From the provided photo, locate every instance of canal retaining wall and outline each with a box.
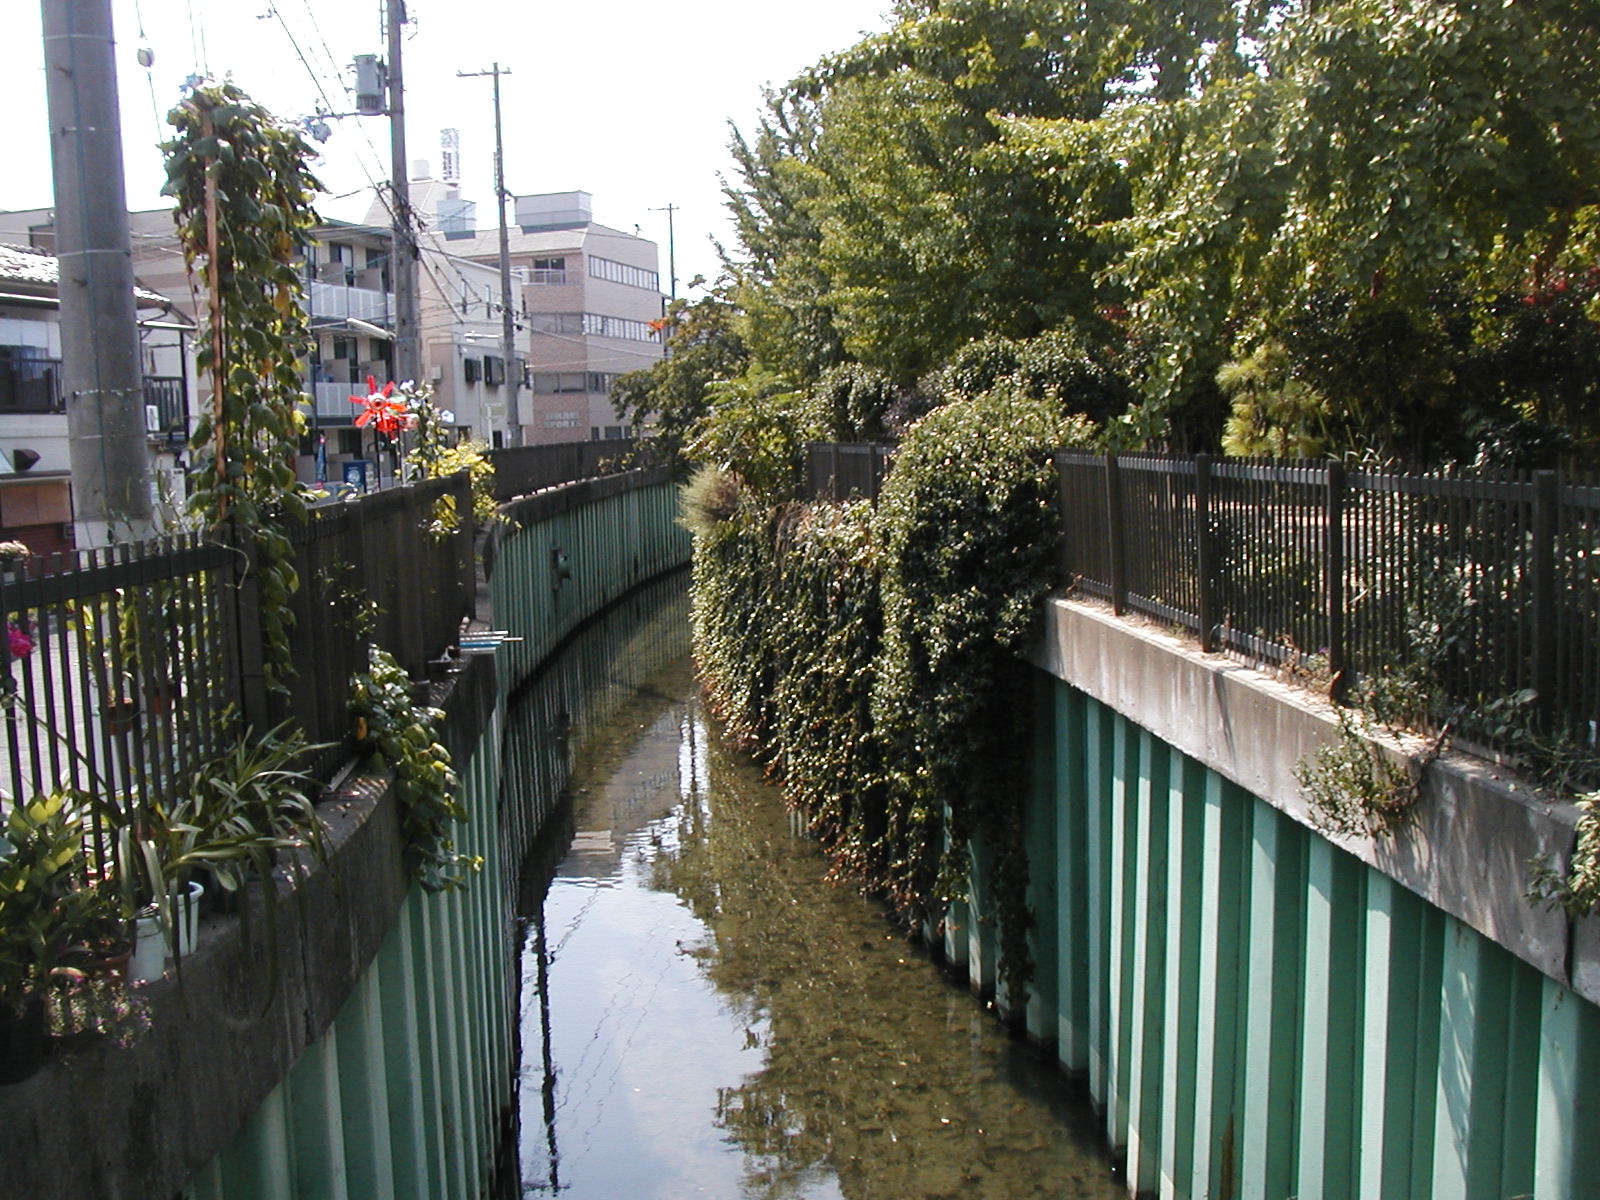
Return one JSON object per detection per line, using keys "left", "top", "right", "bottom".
{"left": 0, "top": 469, "right": 690, "bottom": 1199}
{"left": 487, "top": 469, "right": 689, "bottom": 698}
{"left": 945, "top": 596, "right": 1600, "bottom": 1199}
{"left": 488, "top": 470, "right": 691, "bottom": 876}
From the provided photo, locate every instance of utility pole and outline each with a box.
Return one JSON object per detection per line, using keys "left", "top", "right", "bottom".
{"left": 457, "top": 63, "right": 521, "bottom": 447}
{"left": 41, "top": 0, "right": 154, "bottom": 547}
{"left": 386, "top": 1, "right": 420, "bottom": 384}
{"left": 650, "top": 204, "right": 678, "bottom": 300}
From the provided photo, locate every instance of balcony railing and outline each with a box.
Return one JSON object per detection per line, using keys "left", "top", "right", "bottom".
{"left": 0, "top": 358, "right": 63, "bottom": 413}
{"left": 308, "top": 281, "right": 393, "bottom": 325}
{"left": 1, "top": 362, "right": 187, "bottom": 432}
{"left": 309, "top": 381, "right": 361, "bottom": 421}
{"left": 143, "top": 376, "right": 186, "bottom": 434}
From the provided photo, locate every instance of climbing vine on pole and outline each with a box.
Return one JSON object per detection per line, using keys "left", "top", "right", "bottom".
{"left": 163, "top": 82, "right": 322, "bottom": 690}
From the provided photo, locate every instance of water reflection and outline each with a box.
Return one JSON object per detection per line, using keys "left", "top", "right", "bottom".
{"left": 514, "top": 645, "right": 1121, "bottom": 1199}
{"left": 500, "top": 570, "right": 691, "bottom": 882}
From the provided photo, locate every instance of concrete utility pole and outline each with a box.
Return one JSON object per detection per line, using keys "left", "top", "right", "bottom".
{"left": 650, "top": 204, "right": 678, "bottom": 301}
{"left": 386, "top": 0, "right": 421, "bottom": 384}
{"left": 457, "top": 63, "right": 522, "bottom": 447}
{"left": 41, "top": 0, "right": 155, "bottom": 547}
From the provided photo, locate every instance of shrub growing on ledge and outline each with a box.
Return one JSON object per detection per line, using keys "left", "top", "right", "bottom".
{"left": 870, "top": 389, "right": 1093, "bottom": 989}
{"left": 688, "top": 383, "right": 1092, "bottom": 998}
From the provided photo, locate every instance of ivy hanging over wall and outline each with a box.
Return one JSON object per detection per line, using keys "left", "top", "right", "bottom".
{"left": 163, "top": 82, "right": 322, "bottom": 689}
{"left": 349, "top": 647, "right": 480, "bottom": 892}
{"left": 689, "top": 385, "right": 1092, "bottom": 999}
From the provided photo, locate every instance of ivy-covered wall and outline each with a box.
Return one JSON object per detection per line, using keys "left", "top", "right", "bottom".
{"left": 690, "top": 391, "right": 1090, "bottom": 991}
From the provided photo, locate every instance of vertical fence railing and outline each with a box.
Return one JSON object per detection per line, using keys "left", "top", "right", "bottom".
{"left": 0, "top": 535, "right": 241, "bottom": 867}
{"left": 1056, "top": 451, "right": 1600, "bottom": 757}
{"left": 804, "top": 442, "right": 896, "bottom": 502}
{"left": 0, "top": 471, "right": 481, "bottom": 881}
{"left": 486, "top": 440, "right": 636, "bottom": 502}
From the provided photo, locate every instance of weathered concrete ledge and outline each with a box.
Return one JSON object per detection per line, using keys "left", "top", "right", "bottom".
{"left": 1027, "top": 595, "right": 1599, "bottom": 1006}
{"left": 0, "top": 651, "right": 499, "bottom": 1200}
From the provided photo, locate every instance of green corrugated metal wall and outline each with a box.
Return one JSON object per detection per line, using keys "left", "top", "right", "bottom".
{"left": 490, "top": 480, "right": 688, "bottom": 695}
{"left": 962, "top": 670, "right": 1600, "bottom": 1200}
{"left": 185, "top": 708, "right": 509, "bottom": 1200}
{"left": 183, "top": 474, "right": 689, "bottom": 1199}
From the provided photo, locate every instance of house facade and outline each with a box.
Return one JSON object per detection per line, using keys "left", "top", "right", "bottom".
{"left": 0, "top": 242, "right": 192, "bottom": 555}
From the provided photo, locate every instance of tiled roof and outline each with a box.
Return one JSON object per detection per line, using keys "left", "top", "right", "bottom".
{"left": 0, "top": 243, "right": 57, "bottom": 286}
{"left": 0, "top": 242, "right": 174, "bottom": 307}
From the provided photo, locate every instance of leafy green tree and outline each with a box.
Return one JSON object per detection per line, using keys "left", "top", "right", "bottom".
{"left": 684, "top": 366, "right": 813, "bottom": 502}
{"left": 1009, "top": 0, "right": 1600, "bottom": 454}
{"left": 611, "top": 289, "right": 749, "bottom": 462}
{"left": 804, "top": 363, "right": 900, "bottom": 442}
{"left": 723, "top": 0, "right": 1253, "bottom": 387}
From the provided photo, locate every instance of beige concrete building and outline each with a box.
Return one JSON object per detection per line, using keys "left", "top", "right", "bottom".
{"left": 406, "top": 189, "right": 665, "bottom": 445}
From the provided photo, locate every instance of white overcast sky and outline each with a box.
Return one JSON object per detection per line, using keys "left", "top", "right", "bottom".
{"left": 7, "top": 1, "right": 892, "bottom": 292}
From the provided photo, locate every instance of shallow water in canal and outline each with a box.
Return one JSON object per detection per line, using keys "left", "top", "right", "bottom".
{"left": 512, "top": 595, "right": 1122, "bottom": 1200}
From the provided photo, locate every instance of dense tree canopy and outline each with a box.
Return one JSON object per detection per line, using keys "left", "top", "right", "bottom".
{"left": 616, "top": 0, "right": 1600, "bottom": 466}
{"left": 1008, "top": 0, "right": 1600, "bottom": 456}
{"left": 721, "top": 0, "right": 1256, "bottom": 386}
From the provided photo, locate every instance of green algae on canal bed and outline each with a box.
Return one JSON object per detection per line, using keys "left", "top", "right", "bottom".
{"left": 516, "top": 657, "right": 1122, "bottom": 1199}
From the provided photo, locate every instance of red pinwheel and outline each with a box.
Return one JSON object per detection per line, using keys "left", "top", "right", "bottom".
{"left": 350, "top": 376, "right": 414, "bottom": 437}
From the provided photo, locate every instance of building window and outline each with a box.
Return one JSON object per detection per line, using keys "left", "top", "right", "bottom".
{"left": 530, "top": 256, "right": 569, "bottom": 285}
{"left": 332, "top": 337, "right": 355, "bottom": 361}
{"left": 581, "top": 313, "right": 660, "bottom": 342}
{"left": 484, "top": 355, "right": 506, "bottom": 386}
{"left": 533, "top": 372, "right": 613, "bottom": 394}
{"left": 337, "top": 429, "right": 364, "bottom": 455}
{"left": 589, "top": 256, "right": 660, "bottom": 292}
{"left": 463, "top": 356, "right": 482, "bottom": 383}
{"left": 528, "top": 312, "right": 585, "bottom": 336}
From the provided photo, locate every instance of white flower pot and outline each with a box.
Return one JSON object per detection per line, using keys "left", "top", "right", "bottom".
{"left": 176, "top": 879, "right": 205, "bottom": 958}
{"left": 130, "top": 911, "right": 164, "bottom": 983}
{"left": 128, "top": 879, "right": 206, "bottom": 981}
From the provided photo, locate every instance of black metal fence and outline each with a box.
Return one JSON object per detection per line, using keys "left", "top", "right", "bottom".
{"left": 487, "top": 440, "right": 636, "bottom": 502}
{"left": 805, "top": 442, "right": 895, "bottom": 502}
{"left": 1057, "top": 451, "right": 1600, "bottom": 754}
{"left": 0, "top": 471, "right": 476, "bottom": 872}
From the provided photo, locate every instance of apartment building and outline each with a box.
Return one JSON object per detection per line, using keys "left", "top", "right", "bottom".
{"left": 406, "top": 174, "right": 514, "bottom": 449}
{"left": 414, "top": 189, "right": 665, "bottom": 445}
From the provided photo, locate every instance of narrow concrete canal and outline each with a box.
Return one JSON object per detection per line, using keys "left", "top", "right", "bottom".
{"left": 508, "top": 590, "right": 1123, "bottom": 1199}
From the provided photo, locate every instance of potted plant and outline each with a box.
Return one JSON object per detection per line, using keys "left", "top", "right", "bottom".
{"left": 0, "top": 790, "right": 111, "bottom": 1083}
{"left": 118, "top": 721, "right": 328, "bottom": 981}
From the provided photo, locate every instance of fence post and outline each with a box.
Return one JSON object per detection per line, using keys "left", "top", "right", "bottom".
{"left": 457, "top": 471, "right": 476, "bottom": 628}
{"left": 1105, "top": 453, "right": 1126, "bottom": 616}
{"left": 1531, "top": 470, "right": 1558, "bottom": 731}
{"left": 1324, "top": 461, "right": 1348, "bottom": 705}
{"left": 400, "top": 485, "right": 427, "bottom": 676}
{"left": 1195, "top": 454, "right": 1216, "bottom": 652}
{"left": 228, "top": 524, "right": 271, "bottom": 734}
